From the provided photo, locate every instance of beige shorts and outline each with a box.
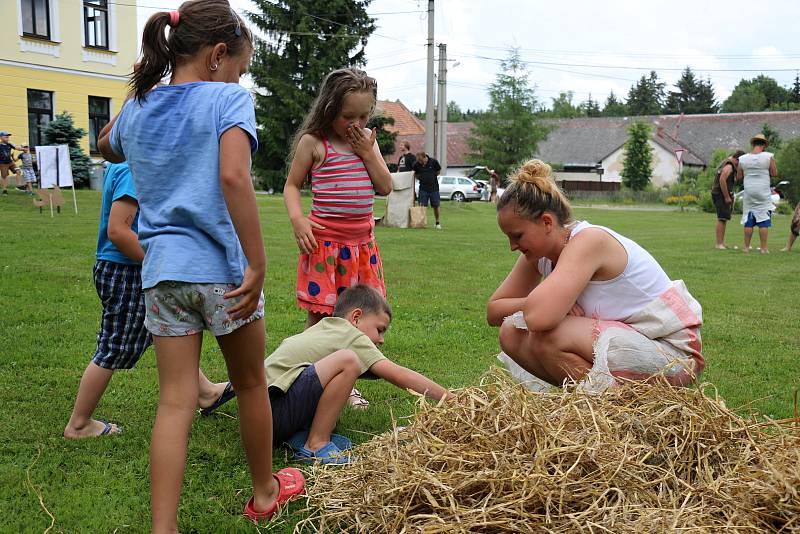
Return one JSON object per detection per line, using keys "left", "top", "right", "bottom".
{"left": 144, "top": 281, "right": 264, "bottom": 337}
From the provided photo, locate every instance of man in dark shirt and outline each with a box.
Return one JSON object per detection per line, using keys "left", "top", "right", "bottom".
{"left": 413, "top": 152, "right": 442, "bottom": 229}
{"left": 0, "top": 131, "right": 18, "bottom": 195}
{"left": 711, "top": 149, "right": 744, "bottom": 249}
{"left": 397, "top": 141, "right": 416, "bottom": 172}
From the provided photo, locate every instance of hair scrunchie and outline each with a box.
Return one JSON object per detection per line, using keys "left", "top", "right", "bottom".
{"left": 168, "top": 10, "right": 180, "bottom": 27}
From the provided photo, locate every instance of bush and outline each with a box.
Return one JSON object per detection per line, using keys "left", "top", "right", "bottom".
{"left": 775, "top": 200, "right": 793, "bottom": 215}
{"left": 664, "top": 194, "right": 698, "bottom": 205}
{"left": 698, "top": 191, "right": 714, "bottom": 213}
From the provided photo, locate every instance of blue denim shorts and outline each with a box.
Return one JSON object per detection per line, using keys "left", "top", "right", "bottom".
{"left": 744, "top": 211, "right": 772, "bottom": 228}
{"left": 269, "top": 365, "right": 324, "bottom": 446}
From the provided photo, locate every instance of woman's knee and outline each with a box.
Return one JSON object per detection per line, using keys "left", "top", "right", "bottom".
{"left": 499, "top": 321, "right": 521, "bottom": 355}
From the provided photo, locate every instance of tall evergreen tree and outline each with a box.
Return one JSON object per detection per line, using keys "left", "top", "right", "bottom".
{"left": 626, "top": 71, "right": 665, "bottom": 116}
{"left": 43, "top": 112, "right": 92, "bottom": 188}
{"left": 580, "top": 94, "right": 601, "bottom": 117}
{"left": 621, "top": 121, "right": 653, "bottom": 191}
{"left": 247, "top": 0, "right": 375, "bottom": 189}
{"left": 664, "top": 67, "right": 718, "bottom": 114}
{"left": 366, "top": 115, "right": 396, "bottom": 158}
{"left": 790, "top": 73, "right": 800, "bottom": 104}
{"left": 602, "top": 91, "right": 627, "bottom": 116}
{"left": 466, "top": 48, "right": 548, "bottom": 179}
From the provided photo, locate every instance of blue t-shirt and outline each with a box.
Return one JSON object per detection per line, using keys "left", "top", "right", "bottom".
{"left": 108, "top": 82, "right": 258, "bottom": 289}
{"left": 96, "top": 162, "right": 140, "bottom": 265}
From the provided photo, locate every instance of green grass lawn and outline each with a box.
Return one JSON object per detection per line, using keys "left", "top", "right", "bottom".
{"left": 1, "top": 190, "right": 798, "bottom": 532}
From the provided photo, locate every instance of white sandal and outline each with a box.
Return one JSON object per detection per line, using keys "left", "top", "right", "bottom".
{"left": 348, "top": 388, "right": 369, "bottom": 410}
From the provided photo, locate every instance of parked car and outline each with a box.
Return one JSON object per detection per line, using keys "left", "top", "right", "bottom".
{"left": 414, "top": 176, "right": 482, "bottom": 202}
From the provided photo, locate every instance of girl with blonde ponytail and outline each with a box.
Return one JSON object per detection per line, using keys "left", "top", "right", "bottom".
{"left": 488, "top": 159, "right": 704, "bottom": 391}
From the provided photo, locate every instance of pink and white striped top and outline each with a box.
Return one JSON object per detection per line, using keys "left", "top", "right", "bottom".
{"left": 309, "top": 137, "right": 375, "bottom": 243}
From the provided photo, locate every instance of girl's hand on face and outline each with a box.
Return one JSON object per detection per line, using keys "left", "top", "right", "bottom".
{"left": 346, "top": 124, "right": 376, "bottom": 159}
{"left": 291, "top": 216, "right": 326, "bottom": 254}
{"left": 224, "top": 265, "right": 264, "bottom": 320}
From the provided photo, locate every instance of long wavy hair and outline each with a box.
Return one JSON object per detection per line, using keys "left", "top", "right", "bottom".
{"left": 289, "top": 68, "right": 377, "bottom": 161}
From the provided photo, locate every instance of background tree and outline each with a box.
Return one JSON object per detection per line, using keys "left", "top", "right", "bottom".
{"left": 366, "top": 114, "right": 396, "bottom": 158}
{"left": 626, "top": 71, "right": 665, "bottom": 116}
{"left": 664, "top": 67, "right": 718, "bottom": 114}
{"left": 602, "top": 91, "right": 628, "bottom": 116}
{"left": 466, "top": 48, "right": 549, "bottom": 179}
{"left": 579, "top": 94, "right": 601, "bottom": 117}
{"left": 43, "top": 112, "right": 92, "bottom": 188}
{"left": 620, "top": 121, "right": 653, "bottom": 191}
{"left": 447, "top": 101, "right": 466, "bottom": 122}
{"left": 247, "top": 0, "right": 375, "bottom": 190}
{"left": 722, "top": 75, "right": 791, "bottom": 112}
{"left": 547, "top": 91, "right": 580, "bottom": 118}
{"left": 791, "top": 74, "right": 800, "bottom": 105}
{"left": 775, "top": 137, "right": 800, "bottom": 204}
{"left": 761, "top": 122, "right": 782, "bottom": 151}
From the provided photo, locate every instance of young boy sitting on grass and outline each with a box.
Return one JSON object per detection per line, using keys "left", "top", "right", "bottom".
{"left": 266, "top": 285, "right": 451, "bottom": 463}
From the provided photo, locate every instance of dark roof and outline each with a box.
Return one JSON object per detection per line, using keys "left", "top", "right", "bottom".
{"left": 536, "top": 111, "right": 800, "bottom": 166}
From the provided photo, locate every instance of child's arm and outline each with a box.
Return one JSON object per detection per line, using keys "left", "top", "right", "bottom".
{"left": 284, "top": 134, "right": 326, "bottom": 254}
{"left": 218, "top": 126, "right": 266, "bottom": 321}
{"left": 369, "top": 359, "right": 452, "bottom": 401}
{"left": 107, "top": 197, "right": 144, "bottom": 263}
{"left": 97, "top": 112, "right": 125, "bottom": 163}
{"left": 347, "top": 125, "right": 392, "bottom": 196}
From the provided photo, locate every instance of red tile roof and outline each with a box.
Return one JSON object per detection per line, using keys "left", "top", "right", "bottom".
{"left": 375, "top": 100, "right": 425, "bottom": 136}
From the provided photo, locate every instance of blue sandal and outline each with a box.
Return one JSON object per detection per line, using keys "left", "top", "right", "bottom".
{"left": 199, "top": 382, "right": 236, "bottom": 416}
{"left": 286, "top": 430, "right": 352, "bottom": 452}
{"left": 292, "top": 441, "right": 350, "bottom": 465}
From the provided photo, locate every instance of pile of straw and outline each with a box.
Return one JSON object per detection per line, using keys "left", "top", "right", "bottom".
{"left": 297, "top": 370, "right": 800, "bottom": 533}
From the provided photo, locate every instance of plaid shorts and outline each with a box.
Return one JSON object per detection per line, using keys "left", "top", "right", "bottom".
{"left": 92, "top": 260, "right": 152, "bottom": 370}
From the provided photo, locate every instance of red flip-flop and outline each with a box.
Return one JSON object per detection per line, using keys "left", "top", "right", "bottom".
{"left": 243, "top": 467, "right": 306, "bottom": 523}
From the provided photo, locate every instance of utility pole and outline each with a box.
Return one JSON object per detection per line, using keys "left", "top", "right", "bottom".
{"left": 424, "top": 0, "right": 435, "bottom": 156}
{"left": 437, "top": 43, "right": 448, "bottom": 173}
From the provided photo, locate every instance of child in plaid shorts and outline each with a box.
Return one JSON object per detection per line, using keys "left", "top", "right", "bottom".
{"left": 64, "top": 163, "right": 231, "bottom": 438}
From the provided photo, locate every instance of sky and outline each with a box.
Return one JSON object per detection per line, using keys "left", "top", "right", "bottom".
{"left": 136, "top": 0, "right": 800, "bottom": 113}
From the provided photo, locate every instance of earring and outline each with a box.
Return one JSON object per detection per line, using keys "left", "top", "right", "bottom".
{"left": 210, "top": 63, "right": 219, "bottom": 71}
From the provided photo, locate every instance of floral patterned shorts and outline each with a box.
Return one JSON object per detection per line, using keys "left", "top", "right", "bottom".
{"left": 296, "top": 236, "right": 386, "bottom": 315}
{"left": 144, "top": 281, "right": 264, "bottom": 337}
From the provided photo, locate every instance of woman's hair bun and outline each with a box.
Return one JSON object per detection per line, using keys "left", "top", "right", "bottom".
{"left": 513, "top": 159, "right": 552, "bottom": 185}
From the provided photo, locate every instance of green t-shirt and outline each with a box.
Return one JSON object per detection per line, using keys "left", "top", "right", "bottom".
{"left": 265, "top": 317, "right": 387, "bottom": 392}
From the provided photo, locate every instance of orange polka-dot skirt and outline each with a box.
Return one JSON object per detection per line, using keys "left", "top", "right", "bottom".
{"left": 295, "top": 236, "right": 386, "bottom": 315}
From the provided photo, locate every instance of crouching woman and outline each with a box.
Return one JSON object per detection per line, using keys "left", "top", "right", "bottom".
{"left": 486, "top": 159, "right": 704, "bottom": 391}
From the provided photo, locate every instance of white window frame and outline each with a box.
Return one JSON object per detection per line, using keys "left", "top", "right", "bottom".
{"left": 80, "top": 0, "right": 117, "bottom": 52}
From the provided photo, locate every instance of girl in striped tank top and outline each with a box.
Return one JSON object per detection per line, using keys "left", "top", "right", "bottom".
{"left": 284, "top": 68, "right": 393, "bottom": 327}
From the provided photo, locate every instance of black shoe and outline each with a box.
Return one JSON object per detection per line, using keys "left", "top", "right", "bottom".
{"left": 16, "top": 186, "right": 26, "bottom": 191}
{"left": 2, "top": 189, "right": 8, "bottom": 195}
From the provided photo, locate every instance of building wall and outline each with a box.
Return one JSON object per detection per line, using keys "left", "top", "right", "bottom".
{"left": 602, "top": 141, "right": 681, "bottom": 188}
{"left": 0, "top": 0, "right": 138, "bottom": 157}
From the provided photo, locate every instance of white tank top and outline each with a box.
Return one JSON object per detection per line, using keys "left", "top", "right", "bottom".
{"left": 537, "top": 221, "right": 671, "bottom": 321}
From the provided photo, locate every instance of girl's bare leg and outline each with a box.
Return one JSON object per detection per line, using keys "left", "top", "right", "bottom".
{"left": 150, "top": 333, "right": 202, "bottom": 534}
{"left": 216, "top": 318, "right": 278, "bottom": 512}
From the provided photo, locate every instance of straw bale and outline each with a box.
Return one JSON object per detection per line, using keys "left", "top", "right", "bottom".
{"left": 296, "top": 369, "right": 800, "bottom": 533}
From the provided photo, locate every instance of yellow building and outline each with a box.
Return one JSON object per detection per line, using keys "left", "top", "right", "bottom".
{"left": 0, "top": 0, "right": 138, "bottom": 158}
